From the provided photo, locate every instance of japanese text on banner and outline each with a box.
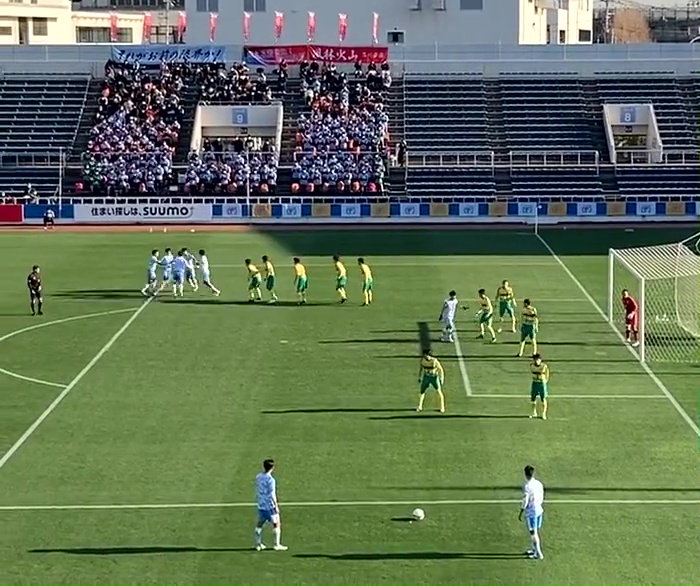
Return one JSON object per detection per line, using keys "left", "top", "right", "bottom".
{"left": 243, "top": 44, "right": 387, "bottom": 66}
{"left": 73, "top": 204, "right": 212, "bottom": 223}
{"left": 111, "top": 45, "right": 226, "bottom": 64}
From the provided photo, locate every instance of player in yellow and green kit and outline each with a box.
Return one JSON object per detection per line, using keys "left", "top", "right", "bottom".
{"left": 261, "top": 255, "right": 278, "bottom": 303}
{"left": 529, "top": 353, "right": 549, "bottom": 420}
{"left": 332, "top": 255, "right": 348, "bottom": 303}
{"left": 496, "top": 279, "right": 517, "bottom": 333}
{"left": 476, "top": 288, "right": 497, "bottom": 342}
{"left": 358, "top": 257, "right": 373, "bottom": 306}
{"left": 293, "top": 257, "right": 308, "bottom": 305}
{"left": 245, "top": 258, "right": 262, "bottom": 302}
{"left": 417, "top": 349, "right": 445, "bottom": 413}
{"left": 517, "top": 298, "right": 539, "bottom": 357}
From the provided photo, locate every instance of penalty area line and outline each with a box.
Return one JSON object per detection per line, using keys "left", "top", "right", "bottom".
{"left": 0, "top": 298, "right": 154, "bottom": 473}
{"left": 535, "top": 233, "right": 700, "bottom": 437}
{"left": 472, "top": 394, "right": 667, "bottom": 399}
{"left": 0, "top": 498, "right": 697, "bottom": 512}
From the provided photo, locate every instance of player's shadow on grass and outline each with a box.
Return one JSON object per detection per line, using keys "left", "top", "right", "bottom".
{"left": 319, "top": 338, "right": 438, "bottom": 345}
{"left": 263, "top": 407, "right": 415, "bottom": 414}
{"left": 294, "top": 551, "right": 525, "bottom": 561}
{"left": 369, "top": 414, "right": 530, "bottom": 420}
{"left": 53, "top": 289, "right": 144, "bottom": 300}
{"left": 162, "top": 299, "right": 334, "bottom": 307}
{"left": 385, "top": 485, "right": 697, "bottom": 494}
{"left": 29, "top": 546, "right": 252, "bottom": 556}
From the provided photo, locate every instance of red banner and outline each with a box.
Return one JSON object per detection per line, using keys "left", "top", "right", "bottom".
{"left": 338, "top": 13, "right": 348, "bottom": 43}
{"left": 274, "top": 11, "right": 284, "bottom": 40}
{"left": 243, "top": 11, "right": 251, "bottom": 42}
{"left": 109, "top": 12, "right": 118, "bottom": 43}
{"left": 244, "top": 44, "right": 387, "bottom": 65}
{"left": 372, "top": 12, "right": 379, "bottom": 45}
{"left": 307, "top": 11, "right": 316, "bottom": 42}
{"left": 142, "top": 11, "right": 152, "bottom": 44}
{"left": 209, "top": 12, "right": 218, "bottom": 42}
{"left": 177, "top": 11, "right": 187, "bottom": 43}
{"left": 0, "top": 204, "right": 23, "bottom": 224}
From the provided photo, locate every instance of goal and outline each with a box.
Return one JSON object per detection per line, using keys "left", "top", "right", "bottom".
{"left": 608, "top": 233, "right": 700, "bottom": 363}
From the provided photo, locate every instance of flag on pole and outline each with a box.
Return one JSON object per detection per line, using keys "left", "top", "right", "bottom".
{"left": 338, "top": 13, "right": 348, "bottom": 43}
{"left": 307, "top": 11, "right": 316, "bottom": 42}
{"left": 209, "top": 12, "right": 218, "bottom": 42}
{"left": 142, "top": 12, "right": 152, "bottom": 44}
{"left": 372, "top": 12, "right": 379, "bottom": 45}
{"left": 177, "top": 11, "right": 187, "bottom": 43}
{"left": 274, "top": 11, "right": 284, "bottom": 41}
{"left": 243, "top": 11, "right": 251, "bottom": 42}
{"left": 109, "top": 12, "right": 118, "bottom": 43}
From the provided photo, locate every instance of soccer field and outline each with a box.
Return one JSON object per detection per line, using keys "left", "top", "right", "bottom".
{"left": 0, "top": 226, "right": 696, "bottom": 586}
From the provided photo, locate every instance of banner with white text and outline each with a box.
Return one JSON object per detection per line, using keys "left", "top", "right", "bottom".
{"left": 111, "top": 45, "right": 226, "bottom": 64}
{"left": 73, "top": 204, "right": 212, "bottom": 223}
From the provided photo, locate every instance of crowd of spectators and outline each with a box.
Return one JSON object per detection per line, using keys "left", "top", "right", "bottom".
{"left": 292, "top": 61, "right": 391, "bottom": 194}
{"left": 184, "top": 137, "right": 278, "bottom": 194}
{"left": 197, "top": 63, "right": 273, "bottom": 104}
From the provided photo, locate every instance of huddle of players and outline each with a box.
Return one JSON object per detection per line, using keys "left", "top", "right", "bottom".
{"left": 244, "top": 255, "right": 374, "bottom": 306}
{"left": 142, "top": 247, "right": 221, "bottom": 298}
{"left": 423, "top": 280, "right": 548, "bottom": 419}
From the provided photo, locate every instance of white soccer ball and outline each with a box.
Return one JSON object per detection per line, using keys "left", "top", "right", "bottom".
{"left": 412, "top": 508, "right": 425, "bottom": 521}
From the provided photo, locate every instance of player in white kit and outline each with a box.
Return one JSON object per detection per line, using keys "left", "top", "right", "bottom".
{"left": 182, "top": 247, "right": 199, "bottom": 291}
{"left": 518, "top": 464, "right": 545, "bottom": 560}
{"left": 439, "top": 290, "right": 460, "bottom": 343}
{"left": 158, "top": 247, "right": 174, "bottom": 293}
{"left": 172, "top": 250, "right": 187, "bottom": 297}
{"left": 141, "top": 249, "right": 159, "bottom": 296}
{"left": 198, "top": 249, "right": 221, "bottom": 296}
{"left": 254, "top": 459, "right": 288, "bottom": 551}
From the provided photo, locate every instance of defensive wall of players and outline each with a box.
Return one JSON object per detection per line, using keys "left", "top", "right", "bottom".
{"left": 2, "top": 201, "right": 698, "bottom": 225}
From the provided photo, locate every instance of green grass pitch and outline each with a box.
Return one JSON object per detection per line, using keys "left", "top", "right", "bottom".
{"left": 0, "top": 226, "right": 696, "bottom": 586}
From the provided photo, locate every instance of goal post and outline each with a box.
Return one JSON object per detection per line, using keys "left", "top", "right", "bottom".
{"left": 608, "top": 233, "right": 700, "bottom": 364}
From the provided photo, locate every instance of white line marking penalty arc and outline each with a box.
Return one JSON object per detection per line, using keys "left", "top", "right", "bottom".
{"left": 0, "top": 308, "right": 138, "bottom": 390}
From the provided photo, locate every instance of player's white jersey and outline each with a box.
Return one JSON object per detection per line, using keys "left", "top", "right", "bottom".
{"left": 147, "top": 254, "right": 159, "bottom": 280}
{"left": 522, "top": 477, "right": 545, "bottom": 517}
{"left": 184, "top": 257, "right": 195, "bottom": 272}
{"left": 441, "top": 298, "right": 459, "bottom": 322}
{"left": 161, "top": 253, "right": 174, "bottom": 276}
{"left": 199, "top": 254, "right": 211, "bottom": 281}
{"left": 255, "top": 472, "right": 277, "bottom": 511}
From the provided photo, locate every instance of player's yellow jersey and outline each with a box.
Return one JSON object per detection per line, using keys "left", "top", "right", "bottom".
{"left": 531, "top": 362, "right": 549, "bottom": 383}
{"left": 263, "top": 260, "right": 275, "bottom": 277}
{"left": 497, "top": 286, "right": 514, "bottom": 301}
{"left": 359, "top": 263, "right": 372, "bottom": 281}
{"left": 480, "top": 296, "right": 493, "bottom": 313}
{"left": 247, "top": 264, "right": 260, "bottom": 277}
{"left": 522, "top": 306, "right": 538, "bottom": 325}
{"left": 421, "top": 356, "right": 444, "bottom": 377}
{"left": 335, "top": 261, "right": 347, "bottom": 278}
{"left": 294, "top": 263, "right": 307, "bottom": 279}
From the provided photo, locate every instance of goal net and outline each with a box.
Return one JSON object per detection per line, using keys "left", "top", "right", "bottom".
{"left": 608, "top": 233, "right": 700, "bottom": 363}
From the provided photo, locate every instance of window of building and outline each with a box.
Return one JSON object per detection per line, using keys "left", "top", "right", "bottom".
{"left": 148, "top": 24, "right": 180, "bottom": 44}
{"left": 433, "top": 0, "right": 446, "bottom": 10}
{"left": 243, "top": 0, "right": 265, "bottom": 12}
{"left": 196, "top": 0, "right": 207, "bottom": 11}
{"left": 578, "top": 29, "right": 591, "bottom": 42}
{"left": 9, "top": 0, "right": 23, "bottom": 4}
{"left": 460, "top": 0, "right": 483, "bottom": 9}
{"left": 32, "top": 17, "right": 48, "bottom": 36}
{"left": 559, "top": 29, "right": 566, "bottom": 43}
{"left": 76, "top": 26, "right": 133, "bottom": 43}
{"left": 0, "top": 26, "right": 12, "bottom": 35}
{"left": 197, "top": 0, "right": 219, "bottom": 11}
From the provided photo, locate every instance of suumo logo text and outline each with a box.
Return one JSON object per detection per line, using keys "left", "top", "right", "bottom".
{"left": 89, "top": 206, "right": 195, "bottom": 218}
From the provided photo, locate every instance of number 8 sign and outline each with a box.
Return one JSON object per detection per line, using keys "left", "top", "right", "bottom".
{"left": 620, "top": 106, "right": 636, "bottom": 124}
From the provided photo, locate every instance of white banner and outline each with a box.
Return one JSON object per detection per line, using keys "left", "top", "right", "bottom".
{"left": 73, "top": 204, "right": 212, "bottom": 223}
{"left": 400, "top": 203, "right": 420, "bottom": 217}
{"left": 458, "top": 203, "right": 479, "bottom": 217}
{"left": 518, "top": 202, "right": 537, "bottom": 217}
{"left": 111, "top": 45, "right": 226, "bottom": 64}
{"left": 637, "top": 202, "right": 656, "bottom": 216}
{"left": 340, "top": 203, "right": 361, "bottom": 218}
{"left": 577, "top": 202, "right": 597, "bottom": 216}
{"left": 281, "top": 203, "right": 302, "bottom": 218}
{"left": 221, "top": 204, "right": 243, "bottom": 218}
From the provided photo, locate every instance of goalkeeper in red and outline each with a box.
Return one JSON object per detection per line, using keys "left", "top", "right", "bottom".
{"left": 622, "top": 289, "right": 640, "bottom": 348}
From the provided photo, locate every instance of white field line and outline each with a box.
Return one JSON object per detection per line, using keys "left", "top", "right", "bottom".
{"left": 472, "top": 394, "right": 667, "bottom": 399}
{"left": 0, "top": 498, "right": 696, "bottom": 512}
{"left": 212, "top": 261, "right": 558, "bottom": 269}
{"left": 0, "top": 308, "right": 138, "bottom": 390}
{"left": 0, "top": 299, "right": 153, "bottom": 473}
{"left": 535, "top": 233, "right": 700, "bottom": 437}
{"left": 453, "top": 332, "right": 473, "bottom": 397}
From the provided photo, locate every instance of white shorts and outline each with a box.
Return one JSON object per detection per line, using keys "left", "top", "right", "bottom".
{"left": 147, "top": 270, "right": 157, "bottom": 283}
{"left": 185, "top": 268, "right": 195, "bottom": 281}
{"left": 442, "top": 318, "right": 455, "bottom": 331}
{"left": 201, "top": 270, "right": 211, "bottom": 283}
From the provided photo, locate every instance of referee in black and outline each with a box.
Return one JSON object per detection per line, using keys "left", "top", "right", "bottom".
{"left": 27, "top": 265, "right": 43, "bottom": 316}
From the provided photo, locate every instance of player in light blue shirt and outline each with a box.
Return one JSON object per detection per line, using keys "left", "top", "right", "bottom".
{"left": 182, "top": 247, "right": 199, "bottom": 292}
{"left": 518, "top": 464, "right": 545, "bottom": 560}
{"left": 158, "top": 247, "right": 174, "bottom": 293}
{"left": 141, "top": 249, "right": 159, "bottom": 297}
{"left": 172, "top": 250, "right": 187, "bottom": 298}
{"left": 254, "top": 459, "right": 288, "bottom": 551}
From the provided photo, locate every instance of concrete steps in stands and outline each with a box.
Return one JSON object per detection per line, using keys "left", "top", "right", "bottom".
{"left": 483, "top": 80, "right": 508, "bottom": 161}
{"left": 175, "top": 86, "right": 201, "bottom": 164}
{"left": 70, "top": 78, "right": 103, "bottom": 164}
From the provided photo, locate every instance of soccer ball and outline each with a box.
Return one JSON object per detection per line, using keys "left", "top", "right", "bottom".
{"left": 412, "top": 508, "right": 425, "bottom": 521}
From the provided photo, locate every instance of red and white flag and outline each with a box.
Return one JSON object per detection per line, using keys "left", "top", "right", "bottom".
{"left": 338, "top": 13, "right": 348, "bottom": 43}
{"left": 372, "top": 12, "right": 379, "bottom": 45}
{"left": 307, "top": 11, "right": 316, "bottom": 42}
{"left": 209, "top": 12, "right": 218, "bottom": 42}
{"left": 243, "top": 11, "right": 251, "bottom": 42}
{"left": 177, "top": 11, "right": 187, "bottom": 43}
{"left": 142, "top": 11, "right": 152, "bottom": 44}
{"left": 109, "top": 12, "right": 118, "bottom": 43}
{"left": 274, "top": 11, "right": 284, "bottom": 41}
